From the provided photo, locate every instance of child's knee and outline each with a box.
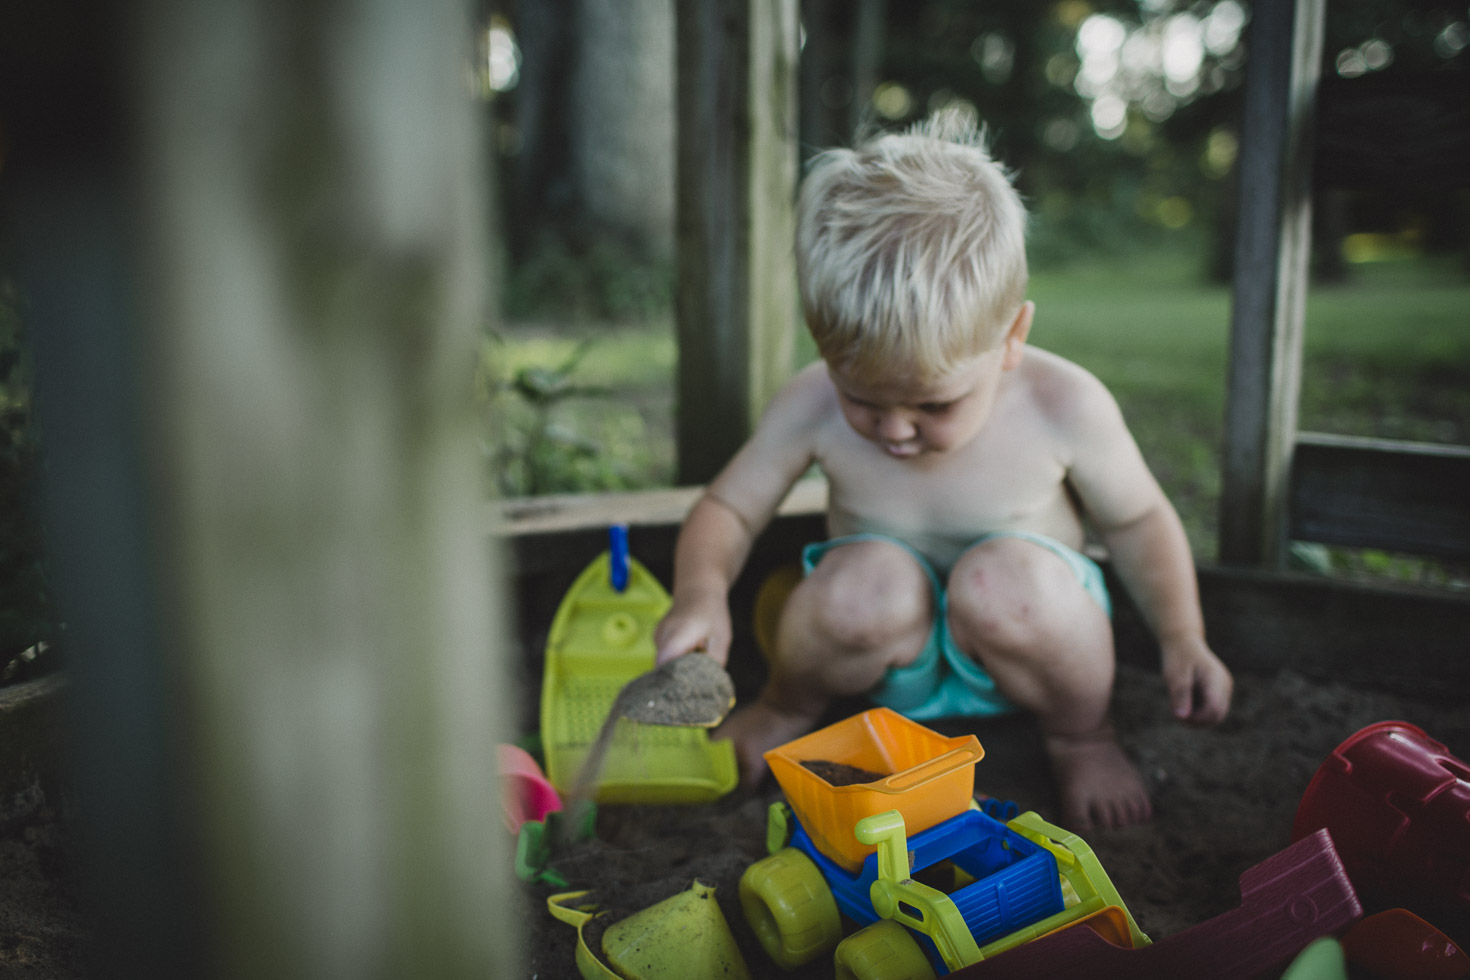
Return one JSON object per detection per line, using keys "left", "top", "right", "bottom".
{"left": 789, "top": 544, "right": 930, "bottom": 652}
{"left": 948, "top": 537, "right": 1098, "bottom": 653}
{"left": 800, "top": 577, "right": 928, "bottom": 652}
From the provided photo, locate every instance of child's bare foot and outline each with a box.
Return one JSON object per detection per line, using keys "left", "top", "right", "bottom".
{"left": 1044, "top": 726, "right": 1152, "bottom": 831}
{"left": 713, "top": 698, "right": 821, "bottom": 789}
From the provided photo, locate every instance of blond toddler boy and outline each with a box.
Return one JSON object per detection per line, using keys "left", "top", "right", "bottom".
{"left": 653, "top": 110, "right": 1233, "bottom": 831}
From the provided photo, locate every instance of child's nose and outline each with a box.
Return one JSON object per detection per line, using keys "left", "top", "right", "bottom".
{"left": 875, "top": 410, "right": 916, "bottom": 441}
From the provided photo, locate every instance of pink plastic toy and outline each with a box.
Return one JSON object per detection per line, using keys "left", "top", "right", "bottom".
{"left": 1293, "top": 721, "right": 1470, "bottom": 915}
{"left": 950, "top": 829, "right": 1362, "bottom": 979}
{"left": 498, "top": 743, "right": 562, "bottom": 833}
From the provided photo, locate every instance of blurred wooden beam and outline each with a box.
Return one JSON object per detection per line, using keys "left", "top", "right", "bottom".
{"left": 11, "top": 0, "right": 519, "bottom": 975}
{"left": 1288, "top": 433, "right": 1470, "bottom": 561}
{"left": 1219, "top": 0, "right": 1325, "bottom": 567}
{"left": 674, "top": 0, "right": 800, "bottom": 484}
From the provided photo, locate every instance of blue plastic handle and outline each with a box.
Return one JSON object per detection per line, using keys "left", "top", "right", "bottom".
{"left": 609, "top": 524, "right": 630, "bottom": 592}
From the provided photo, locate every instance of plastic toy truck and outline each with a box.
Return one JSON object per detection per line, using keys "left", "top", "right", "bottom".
{"left": 738, "top": 708, "right": 1149, "bottom": 978}
{"left": 959, "top": 828, "right": 1363, "bottom": 980}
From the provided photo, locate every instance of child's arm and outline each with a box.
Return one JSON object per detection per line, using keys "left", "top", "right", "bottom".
{"left": 653, "top": 365, "right": 828, "bottom": 666}
{"left": 1094, "top": 493, "right": 1232, "bottom": 723}
{"left": 652, "top": 490, "right": 758, "bottom": 666}
{"left": 1055, "top": 370, "right": 1233, "bottom": 724}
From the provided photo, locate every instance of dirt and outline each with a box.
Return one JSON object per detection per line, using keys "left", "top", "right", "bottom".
{"left": 802, "top": 760, "right": 887, "bottom": 786}
{"left": 0, "top": 815, "right": 88, "bottom": 979}
{"left": 5, "top": 662, "right": 1469, "bottom": 978}
{"left": 613, "top": 653, "right": 736, "bottom": 727}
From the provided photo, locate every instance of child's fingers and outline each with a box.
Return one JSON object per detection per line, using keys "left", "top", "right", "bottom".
{"left": 1167, "top": 671, "right": 1196, "bottom": 720}
{"left": 1196, "top": 665, "right": 1234, "bottom": 723}
{"left": 1168, "top": 662, "right": 1233, "bottom": 724}
{"left": 699, "top": 623, "right": 733, "bottom": 665}
{"left": 654, "top": 619, "right": 732, "bottom": 666}
{"left": 653, "top": 620, "right": 706, "bottom": 664}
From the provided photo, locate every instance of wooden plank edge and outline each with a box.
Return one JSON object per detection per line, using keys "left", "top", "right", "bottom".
{"left": 493, "top": 483, "right": 1469, "bottom": 700}
{"left": 1289, "top": 432, "right": 1470, "bottom": 560}
{"left": 1110, "top": 561, "right": 1470, "bottom": 700}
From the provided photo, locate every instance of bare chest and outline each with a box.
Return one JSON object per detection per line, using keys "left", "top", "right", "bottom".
{"left": 815, "top": 410, "right": 1083, "bottom": 565}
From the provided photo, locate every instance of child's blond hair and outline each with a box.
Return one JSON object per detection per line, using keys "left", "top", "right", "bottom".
{"left": 795, "top": 108, "right": 1029, "bottom": 385}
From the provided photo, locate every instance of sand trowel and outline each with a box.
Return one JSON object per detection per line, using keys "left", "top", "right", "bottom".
{"left": 611, "top": 651, "right": 735, "bottom": 728}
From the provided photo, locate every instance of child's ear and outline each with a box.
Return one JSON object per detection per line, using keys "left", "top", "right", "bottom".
{"left": 1001, "top": 301, "right": 1034, "bottom": 371}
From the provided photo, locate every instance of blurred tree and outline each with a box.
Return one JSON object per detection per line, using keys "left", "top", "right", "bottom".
{"left": 488, "top": 0, "right": 1467, "bottom": 306}
{"left": 799, "top": 0, "right": 884, "bottom": 157}
{"left": 817, "top": 0, "right": 1467, "bottom": 275}
{"left": 499, "top": 0, "right": 674, "bottom": 266}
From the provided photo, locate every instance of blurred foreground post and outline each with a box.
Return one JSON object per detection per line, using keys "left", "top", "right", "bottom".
{"left": 9, "top": 0, "right": 517, "bottom": 976}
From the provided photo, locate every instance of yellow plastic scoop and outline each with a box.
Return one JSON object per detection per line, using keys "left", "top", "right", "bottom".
{"left": 602, "top": 880, "right": 752, "bottom": 980}
{"left": 548, "top": 881, "right": 752, "bottom": 980}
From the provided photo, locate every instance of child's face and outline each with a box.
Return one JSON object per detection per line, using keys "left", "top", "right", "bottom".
{"left": 828, "top": 349, "right": 1008, "bottom": 459}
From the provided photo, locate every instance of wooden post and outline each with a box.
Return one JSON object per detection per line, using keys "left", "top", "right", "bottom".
{"left": 12, "top": 0, "right": 518, "bottom": 975}
{"left": 675, "top": 0, "right": 800, "bottom": 484}
{"left": 1218, "top": 0, "right": 1326, "bottom": 566}
{"left": 798, "top": 0, "right": 885, "bottom": 159}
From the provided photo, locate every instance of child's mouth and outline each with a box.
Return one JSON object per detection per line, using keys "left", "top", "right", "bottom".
{"left": 883, "top": 441, "right": 921, "bottom": 457}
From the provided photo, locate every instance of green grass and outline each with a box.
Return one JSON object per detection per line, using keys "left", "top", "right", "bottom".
{"left": 482, "top": 321, "right": 678, "bottom": 495}
{"left": 1027, "top": 250, "right": 1232, "bottom": 552}
{"left": 1026, "top": 249, "right": 1470, "bottom": 558}
{"left": 1298, "top": 257, "right": 1470, "bottom": 448}
{"left": 492, "top": 247, "right": 1469, "bottom": 584}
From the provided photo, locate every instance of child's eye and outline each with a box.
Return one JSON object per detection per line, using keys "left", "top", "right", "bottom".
{"left": 919, "top": 401, "right": 954, "bottom": 415}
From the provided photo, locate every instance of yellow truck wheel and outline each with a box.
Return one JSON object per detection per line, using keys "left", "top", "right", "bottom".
{"left": 834, "top": 920, "right": 938, "bottom": 980}
{"left": 739, "top": 848, "right": 842, "bottom": 969}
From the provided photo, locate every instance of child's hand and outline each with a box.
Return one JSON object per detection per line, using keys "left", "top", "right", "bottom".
{"left": 1161, "top": 635, "right": 1233, "bottom": 724}
{"left": 653, "top": 590, "right": 732, "bottom": 666}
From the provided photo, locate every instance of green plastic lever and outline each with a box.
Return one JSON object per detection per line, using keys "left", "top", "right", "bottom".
{"left": 854, "top": 809, "right": 983, "bottom": 972}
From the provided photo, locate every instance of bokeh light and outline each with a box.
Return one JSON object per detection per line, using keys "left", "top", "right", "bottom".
{"left": 1068, "top": 2, "right": 1247, "bottom": 139}
{"left": 971, "top": 33, "right": 1016, "bottom": 85}
{"left": 1434, "top": 20, "right": 1468, "bottom": 58}
{"left": 483, "top": 18, "right": 521, "bottom": 94}
{"left": 873, "top": 81, "right": 914, "bottom": 119}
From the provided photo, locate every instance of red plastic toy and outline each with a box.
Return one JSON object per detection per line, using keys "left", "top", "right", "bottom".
{"left": 949, "top": 828, "right": 1362, "bottom": 980}
{"left": 1292, "top": 721, "right": 1470, "bottom": 919}
{"left": 1341, "top": 908, "right": 1468, "bottom": 980}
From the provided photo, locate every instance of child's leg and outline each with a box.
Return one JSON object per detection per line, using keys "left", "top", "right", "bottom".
{"left": 716, "top": 538, "right": 932, "bottom": 788}
{"left": 946, "top": 536, "right": 1150, "bottom": 831}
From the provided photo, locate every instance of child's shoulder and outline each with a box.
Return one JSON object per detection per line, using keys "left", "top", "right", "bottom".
{"left": 1014, "top": 346, "right": 1123, "bottom": 429}
{"left": 771, "top": 360, "right": 838, "bottom": 411}
{"left": 756, "top": 360, "right": 840, "bottom": 434}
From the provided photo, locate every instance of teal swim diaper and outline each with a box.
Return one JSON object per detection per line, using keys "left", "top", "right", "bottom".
{"left": 801, "top": 530, "right": 1111, "bottom": 721}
